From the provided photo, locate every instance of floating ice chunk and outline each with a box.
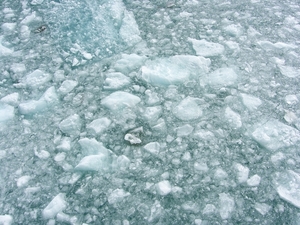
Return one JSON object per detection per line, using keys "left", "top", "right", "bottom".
{"left": 234, "top": 163, "right": 249, "bottom": 183}
{"left": 223, "top": 24, "right": 243, "bottom": 37}
{"left": 148, "top": 200, "right": 164, "bottom": 223}
{"left": 156, "top": 180, "right": 172, "bottom": 196}
{"left": 112, "top": 155, "right": 130, "bottom": 171}
{"left": 225, "top": 41, "right": 240, "bottom": 52}
{"left": 284, "top": 111, "right": 297, "bottom": 124}
{"left": 219, "top": 193, "right": 235, "bottom": 220}
{"left": 101, "top": 91, "right": 141, "bottom": 111}
{"left": 200, "top": 68, "right": 237, "bottom": 88}
{"left": 11, "top": 63, "right": 26, "bottom": 74}
{"left": 31, "top": 0, "right": 44, "bottom": 5}
{"left": 271, "top": 152, "right": 285, "bottom": 165}
{"left": 194, "top": 219, "right": 202, "bottom": 225}
{"left": 78, "top": 138, "right": 110, "bottom": 156}
{"left": 140, "top": 55, "right": 210, "bottom": 87}
{"left": 0, "top": 42, "right": 13, "bottom": 57}
{"left": 56, "top": 137, "right": 71, "bottom": 151}
{"left": 247, "top": 174, "right": 261, "bottom": 186}
{"left": 193, "top": 129, "right": 215, "bottom": 140}
{"left": 285, "top": 95, "right": 298, "bottom": 105}
{"left": 152, "top": 118, "right": 167, "bottom": 134}
{"left": 87, "top": 118, "right": 111, "bottom": 135}
{"left": 120, "top": 10, "right": 142, "bottom": 46}
{"left": 176, "top": 124, "right": 194, "bottom": 137}
{"left": 17, "top": 175, "right": 31, "bottom": 187}
{"left": 22, "top": 70, "right": 52, "bottom": 88}
{"left": 108, "top": 189, "right": 130, "bottom": 204}
{"left": 19, "top": 87, "right": 58, "bottom": 115}
{"left": 19, "top": 25, "right": 30, "bottom": 40}
{"left": 145, "top": 90, "right": 160, "bottom": 105}
{"left": 188, "top": 38, "right": 224, "bottom": 57}
{"left": 75, "top": 154, "right": 111, "bottom": 172}
{"left": 42, "top": 193, "right": 67, "bottom": 219}
{"left": 274, "top": 170, "right": 300, "bottom": 208}
{"left": 144, "top": 142, "right": 160, "bottom": 155}
{"left": 114, "top": 54, "right": 147, "bottom": 74}
{"left": 58, "top": 80, "right": 78, "bottom": 95}
{"left": 59, "top": 114, "right": 81, "bottom": 136}
{"left": 34, "top": 149, "right": 50, "bottom": 159}
{"left": 181, "top": 201, "right": 200, "bottom": 213}
{"left": 278, "top": 65, "right": 299, "bottom": 78}
{"left": 1, "top": 23, "right": 16, "bottom": 34}
{"left": 173, "top": 97, "right": 202, "bottom": 121}
{"left": 0, "top": 150, "right": 6, "bottom": 159}
{"left": 214, "top": 168, "right": 228, "bottom": 180}
{"left": 194, "top": 161, "right": 209, "bottom": 173}
{"left": 203, "top": 204, "right": 216, "bottom": 215}
{"left": 240, "top": 93, "right": 262, "bottom": 111}
{"left": 103, "top": 72, "right": 131, "bottom": 90}
{"left": 54, "top": 152, "right": 66, "bottom": 162}
{"left": 0, "top": 103, "right": 14, "bottom": 122}
{"left": 143, "top": 106, "right": 162, "bottom": 124}
{"left": 254, "top": 203, "right": 271, "bottom": 215}
{"left": 0, "top": 215, "right": 13, "bottom": 225}
{"left": 258, "top": 41, "right": 297, "bottom": 51}
{"left": 225, "top": 107, "right": 242, "bottom": 128}
{"left": 251, "top": 120, "right": 300, "bottom": 151}
{"left": 21, "top": 11, "right": 41, "bottom": 25}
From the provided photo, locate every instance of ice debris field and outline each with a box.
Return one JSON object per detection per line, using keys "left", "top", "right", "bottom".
{"left": 1, "top": 0, "right": 300, "bottom": 224}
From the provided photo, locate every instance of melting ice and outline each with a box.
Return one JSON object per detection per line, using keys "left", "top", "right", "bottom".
{"left": 1, "top": 0, "right": 300, "bottom": 224}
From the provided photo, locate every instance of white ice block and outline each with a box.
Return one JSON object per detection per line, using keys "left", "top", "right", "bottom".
{"left": 42, "top": 193, "right": 67, "bottom": 219}
{"left": 59, "top": 114, "right": 81, "bottom": 136}
{"left": 141, "top": 55, "right": 210, "bottom": 87}
{"left": 188, "top": 38, "right": 224, "bottom": 57}
{"left": 173, "top": 97, "right": 202, "bottom": 121}
{"left": 219, "top": 193, "right": 235, "bottom": 220}
{"left": 156, "top": 180, "right": 172, "bottom": 196}
{"left": 101, "top": 91, "right": 141, "bottom": 111}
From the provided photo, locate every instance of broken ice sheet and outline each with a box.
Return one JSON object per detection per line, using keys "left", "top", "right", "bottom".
{"left": 273, "top": 170, "right": 300, "bottom": 209}
{"left": 251, "top": 120, "right": 300, "bottom": 151}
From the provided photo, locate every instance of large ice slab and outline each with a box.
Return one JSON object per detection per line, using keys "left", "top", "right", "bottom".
{"left": 274, "top": 170, "right": 300, "bottom": 208}
{"left": 19, "top": 87, "right": 59, "bottom": 115}
{"left": 101, "top": 91, "right": 141, "bottom": 111}
{"left": 188, "top": 38, "right": 224, "bottom": 57}
{"left": 140, "top": 55, "right": 210, "bottom": 87}
{"left": 173, "top": 97, "right": 202, "bottom": 121}
{"left": 251, "top": 120, "right": 300, "bottom": 151}
{"left": 200, "top": 68, "right": 237, "bottom": 88}
{"left": 42, "top": 193, "right": 67, "bottom": 219}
